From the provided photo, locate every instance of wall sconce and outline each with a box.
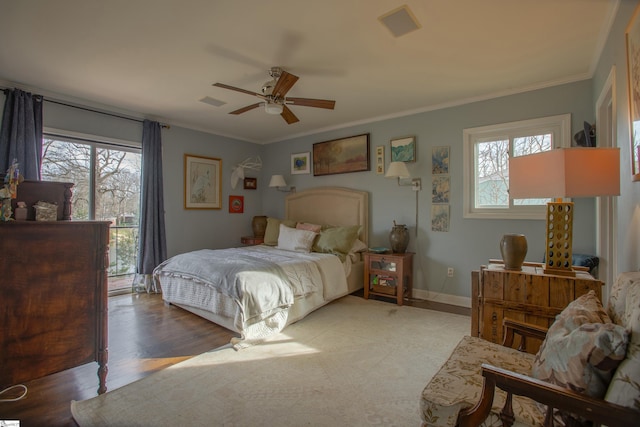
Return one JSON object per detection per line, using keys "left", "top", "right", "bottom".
{"left": 385, "top": 161, "right": 421, "bottom": 191}
{"left": 509, "top": 147, "right": 620, "bottom": 277}
{"left": 269, "top": 174, "right": 295, "bottom": 192}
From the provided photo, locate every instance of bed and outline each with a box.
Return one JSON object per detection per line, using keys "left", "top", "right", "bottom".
{"left": 153, "top": 187, "right": 369, "bottom": 348}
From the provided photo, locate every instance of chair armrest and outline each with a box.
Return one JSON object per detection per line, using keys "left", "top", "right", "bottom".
{"left": 458, "top": 364, "right": 639, "bottom": 427}
{"left": 502, "top": 318, "right": 548, "bottom": 350}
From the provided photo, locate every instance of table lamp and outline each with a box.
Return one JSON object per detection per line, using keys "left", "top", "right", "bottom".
{"left": 509, "top": 147, "right": 620, "bottom": 276}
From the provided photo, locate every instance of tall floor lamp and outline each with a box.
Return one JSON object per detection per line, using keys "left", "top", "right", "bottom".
{"left": 509, "top": 147, "right": 620, "bottom": 277}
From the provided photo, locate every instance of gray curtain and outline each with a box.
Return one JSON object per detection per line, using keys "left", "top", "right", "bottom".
{"left": 0, "top": 89, "right": 43, "bottom": 180}
{"left": 134, "top": 120, "right": 167, "bottom": 293}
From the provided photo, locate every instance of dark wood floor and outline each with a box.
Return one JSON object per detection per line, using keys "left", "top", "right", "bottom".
{"left": 0, "top": 292, "right": 469, "bottom": 427}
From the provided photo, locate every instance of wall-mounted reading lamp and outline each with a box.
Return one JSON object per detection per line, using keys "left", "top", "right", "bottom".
{"left": 384, "top": 161, "right": 421, "bottom": 236}
{"left": 385, "top": 161, "right": 421, "bottom": 191}
{"left": 269, "top": 174, "right": 296, "bottom": 193}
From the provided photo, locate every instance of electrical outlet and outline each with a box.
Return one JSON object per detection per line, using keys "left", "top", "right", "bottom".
{"left": 447, "top": 267, "right": 454, "bottom": 277}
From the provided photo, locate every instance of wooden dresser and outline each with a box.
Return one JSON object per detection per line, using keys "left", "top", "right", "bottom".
{"left": 471, "top": 261, "right": 603, "bottom": 353}
{"left": 0, "top": 220, "right": 110, "bottom": 394}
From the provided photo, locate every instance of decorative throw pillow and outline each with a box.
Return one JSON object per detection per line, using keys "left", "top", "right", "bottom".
{"left": 312, "top": 225, "right": 361, "bottom": 261}
{"left": 605, "top": 277, "right": 640, "bottom": 410}
{"left": 276, "top": 224, "right": 316, "bottom": 253}
{"left": 296, "top": 222, "right": 322, "bottom": 233}
{"left": 350, "top": 239, "right": 368, "bottom": 253}
{"left": 532, "top": 291, "right": 629, "bottom": 399}
{"left": 263, "top": 217, "right": 297, "bottom": 246}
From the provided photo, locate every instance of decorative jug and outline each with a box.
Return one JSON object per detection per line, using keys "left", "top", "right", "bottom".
{"left": 500, "top": 234, "right": 528, "bottom": 271}
{"left": 252, "top": 215, "right": 268, "bottom": 238}
{"left": 389, "top": 221, "right": 409, "bottom": 253}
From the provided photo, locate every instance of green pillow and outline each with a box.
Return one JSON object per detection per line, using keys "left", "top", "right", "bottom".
{"left": 263, "top": 217, "right": 297, "bottom": 246}
{"left": 312, "top": 225, "right": 362, "bottom": 261}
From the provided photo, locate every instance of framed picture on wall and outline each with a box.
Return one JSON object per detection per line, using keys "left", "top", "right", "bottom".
{"left": 626, "top": 3, "right": 640, "bottom": 181}
{"left": 313, "top": 133, "right": 370, "bottom": 176}
{"left": 229, "top": 195, "right": 244, "bottom": 213}
{"left": 291, "top": 152, "right": 310, "bottom": 174}
{"left": 390, "top": 136, "right": 416, "bottom": 162}
{"left": 243, "top": 177, "right": 257, "bottom": 189}
{"left": 184, "top": 154, "right": 222, "bottom": 209}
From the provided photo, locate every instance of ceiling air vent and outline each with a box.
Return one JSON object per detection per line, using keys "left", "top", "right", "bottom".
{"left": 379, "top": 5, "right": 421, "bottom": 38}
{"left": 199, "top": 96, "right": 226, "bottom": 107}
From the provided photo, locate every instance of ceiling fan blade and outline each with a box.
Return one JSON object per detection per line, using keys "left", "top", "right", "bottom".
{"left": 281, "top": 105, "right": 299, "bottom": 124}
{"left": 229, "top": 103, "right": 262, "bottom": 115}
{"left": 213, "top": 82, "right": 262, "bottom": 98}
{"left": 286, "top": 97, "right": 336, "bottom": 109}
{"left": 272, "top": 70, "right": 299, "bottom": 99}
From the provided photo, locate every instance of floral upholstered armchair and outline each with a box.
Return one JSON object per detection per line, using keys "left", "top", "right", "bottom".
{"left": 420, "top": 272, "right": 640, "bottom": 427}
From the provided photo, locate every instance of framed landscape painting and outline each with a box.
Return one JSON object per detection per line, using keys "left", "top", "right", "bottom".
{"left": 313, "top": 133, "right": 370, "bottom": 176}
{"left": 390, "top": 136, "right": 416, "bottom": 162}
{"left": 184, "top": 154, "right": 222, "bottom": 209}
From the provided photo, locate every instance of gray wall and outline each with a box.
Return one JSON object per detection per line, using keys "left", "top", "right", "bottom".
{"left": 260, "top": 81, "right": 596, "bottom": 304}
{"left": 593, "top": 0, "right": 640, "bottom": 275}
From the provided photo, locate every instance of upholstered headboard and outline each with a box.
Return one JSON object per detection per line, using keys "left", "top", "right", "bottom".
{"left": 285, "top": 187, "right": 369, "bottom": 246}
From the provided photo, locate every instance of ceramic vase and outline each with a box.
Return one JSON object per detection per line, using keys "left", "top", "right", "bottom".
{"left": 389, "top": 223, "right": 409, "bottom": 253}
{"left": 500, "top": 234, "right": 528, "bottom": 271}
{"left": 252, "top": 215, "right": 268, "bottom": 238}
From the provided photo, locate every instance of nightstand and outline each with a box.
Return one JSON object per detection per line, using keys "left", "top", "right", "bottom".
{"left": 364, "top": 252, "right": 414, "bottom": 305}
{"left": 240, "top": 236, "right": 264, "bottom": 245}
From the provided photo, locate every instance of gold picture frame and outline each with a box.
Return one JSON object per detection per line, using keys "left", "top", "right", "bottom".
{"left": 626, "top": 3, "right": 640, "bottom": 181}
{"left": 184, "top": 154, "right": 222, "bottom": 209}
{"left": 313, "top": 133, "right": 370, "bottom": 176}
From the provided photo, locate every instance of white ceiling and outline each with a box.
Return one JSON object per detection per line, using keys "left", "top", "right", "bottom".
{"left": 0, "top": 0, "right": 616, "bottom": 144}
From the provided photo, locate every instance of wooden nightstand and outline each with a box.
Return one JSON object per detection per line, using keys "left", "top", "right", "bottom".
{"left": 363, "top": 252, "right": 414, "bottom": 305}
{"left": 240, "top": 236, "right": 264, "bottom": 245}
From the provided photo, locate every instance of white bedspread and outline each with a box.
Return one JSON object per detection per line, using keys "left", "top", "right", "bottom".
{"left": 154, "top": 246, "right": 348, "bottom": 347}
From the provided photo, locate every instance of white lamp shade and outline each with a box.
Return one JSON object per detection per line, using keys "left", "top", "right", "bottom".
{"left": 265, "top": 103, "right": 284, "bottom": 115}
{"left": 269, "top": 174, "right": 287, "bottom": 188}
{"left": 385, "top": 161, "right": 411, "bottom": 179}
{"left": 509, "top": 147, "right": 620, "bottom": 199}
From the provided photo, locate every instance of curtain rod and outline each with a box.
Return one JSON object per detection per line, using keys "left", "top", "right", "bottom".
{"left": 45, "top": 99, "right": 170, "bottom": 129}
{"left": 1, "top": 87, "right": 170, "bottom": 129}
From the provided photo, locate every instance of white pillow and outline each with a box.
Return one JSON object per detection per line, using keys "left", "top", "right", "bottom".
{"left": 350, "top": 239, "right": 368, "bottom": 253}
{"left": 276, "top": 224, "right": 317, "bottom": 253}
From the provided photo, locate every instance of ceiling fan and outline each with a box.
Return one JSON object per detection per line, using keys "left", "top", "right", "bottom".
{"left": 213, "top": 67, "right": 336, "bottom": 124}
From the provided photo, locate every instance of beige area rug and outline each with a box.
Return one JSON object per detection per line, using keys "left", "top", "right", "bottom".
{"left": 71, "top": 295, "right": 469, "bottom": 426}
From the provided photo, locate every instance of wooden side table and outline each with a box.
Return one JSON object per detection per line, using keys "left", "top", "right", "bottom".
{"left": 240, "top": 236, "right": 264, "bottom": 245}
{"left": 363, "top": 252, "right": 414, "bottom": 305}
{"left": 471, "top": 261, "right": 604, "bottom": 353}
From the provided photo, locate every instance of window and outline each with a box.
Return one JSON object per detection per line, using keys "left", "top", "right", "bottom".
{"left": 463, "top": 114, "right": 571, "bottom": 219}
{"left": 41, "top": 129, "right": 142, "bottom": 293}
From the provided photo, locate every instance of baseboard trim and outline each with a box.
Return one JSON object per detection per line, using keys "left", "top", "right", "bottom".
{"left": 411, "top": 288, "right": 471, "bottom": 308}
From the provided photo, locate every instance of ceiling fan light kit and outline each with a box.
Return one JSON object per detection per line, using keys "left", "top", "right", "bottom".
{"left": 264, "top": 103, "right": 283, "bottom": 115}
{"left": 213, "top": 67, "right": 336, "bottom": 124}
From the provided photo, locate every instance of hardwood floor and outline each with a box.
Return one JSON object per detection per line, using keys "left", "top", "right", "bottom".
{"left": 0, "top": 292, "right": 469, "bottom": 427}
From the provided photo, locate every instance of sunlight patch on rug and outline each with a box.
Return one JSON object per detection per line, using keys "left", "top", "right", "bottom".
{"left": 71, "top": 295, "right": 469, "bottom": 426}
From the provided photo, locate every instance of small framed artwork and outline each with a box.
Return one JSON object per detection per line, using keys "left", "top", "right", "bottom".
{"left": 390, "top": 136, "right": 416, "bottom": 162}
{"left": 229, "top": 195, "right": 244, "bottom": 213}
{"left": 184, "top": 154, "right": 222, "bottom": 209}
{"left": 291, "top": 152, "right": 311, "bottom": 174}
{"left": 431, "top": 204, "right": 450, "bottom": 232}
{"left": 243, "top": 177, "right": 257, "bottom": 190}
{"left": 313, "top": 133, "right": 370, "bottom": 176}
{"left": 626, "top": 3, "right": 640, "bottom": 181}
{"left": 432, "top": 146, "right": 450, "bottom": 174}
{"left": 375, "top": 146, "right": 385, "bottom": 175}
{"left": 432, "top": 176, "right": 450, "bottom": 203}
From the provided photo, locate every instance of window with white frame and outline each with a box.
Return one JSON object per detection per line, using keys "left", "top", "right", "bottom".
{"left": 463, "top": 114, "right": 571, "bottom": 219}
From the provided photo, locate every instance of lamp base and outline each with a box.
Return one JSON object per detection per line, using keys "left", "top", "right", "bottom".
{"left": 543, "top": 201, "right": 574, "bottom": 277}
